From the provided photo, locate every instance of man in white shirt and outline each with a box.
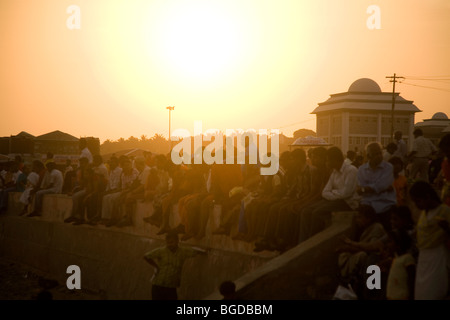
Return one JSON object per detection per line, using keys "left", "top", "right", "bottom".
{"left": 28, "top": 161, "right": 63, "bottom": 217}
{"left": 116, "top": 157, "right": 150, "bottom": 227}
{"left": 298, "top": 147, "right": 359, "bottom": 243}
{"left": 357, "top": 142, "right": 397, "bottom": 231}
{"left": 79, "top": 138, "right": 93, "bottom": 164}
{"left": 393, "top": 131, "right": 407, "bottom": 163}
{"left": 408, "top": 128, "right": 437, "bottom": 182}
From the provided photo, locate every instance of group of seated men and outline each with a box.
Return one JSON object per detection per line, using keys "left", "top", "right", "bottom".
{"left": 3, "top": 137, "right": 447, "bottom": 257}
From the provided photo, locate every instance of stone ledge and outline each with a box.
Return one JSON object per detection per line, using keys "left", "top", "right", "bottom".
{"left": 204, "top": 211, "right": 357, "bottom": 300}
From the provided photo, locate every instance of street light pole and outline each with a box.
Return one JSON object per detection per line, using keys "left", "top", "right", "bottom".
{"left": 166, "top": 106, "right": 175, "bottom": 150}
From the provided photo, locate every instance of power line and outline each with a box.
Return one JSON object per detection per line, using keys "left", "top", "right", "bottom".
{"left": 399, "top": 81, "right": 450, "bottom": 93}
{"left": 403, "top": 75, "right": 450, "bottom": 78}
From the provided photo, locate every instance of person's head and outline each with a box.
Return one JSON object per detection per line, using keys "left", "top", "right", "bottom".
{"left": 291, "top": 148, "right": 307, "bottom": 169}
{"left": 388, "top": 156, "right": 403, "bottom": 176}
{"left": 390, "top": 205, "right": 414, "bottom": 231}
{"left": 409, "top": 180, "right": 441, "bottom": 210}
{"left": 66, "top": 159, "right": 72, "bottom": 166}
{"left": 121, "top": 158, "right": 133, "bottom": 174}
{"left": 311, "top": 147, "right": 327, "bottom": 168}
{"left": 388, "top": 229, "right": 412, "bottom": 256}
{"left": 46, "top": 161, "right": 56, "bottom": 172}
{"left": 279, "top": 151, "right": 292, "bottom": 170}
{"left": 355, "top": 204, "right": 377, "bottom": 229}
{"left": 109, "top": 156, "right": 119, "bottom": 170}
{"left": 22, "top": 165, "right": 30, "bottom": 175}
{"left": 134, "top": 157, "right": 146, "bottom": 172}
{"left": 46, "top": 152, "right": 54, "bottom": 160}
{"left": 438, "top": 133, "right": 450, "bottom": 159}
{"left": 165, "top": 232, "right": 179, "bottom": 251}
{"left": 155, "top": 154, "right": 168, "bottom": 170}
{"left": 346, "top": 150, "right": 356, "bottom": 161}
{"left": 394, "top": 131, "right": 402, "bottom": 141}
{"left": 32, "top": 160, "right": 44, "bottom": 173}
{"left": 352, "top": 155, "right": 364, "bottom": 167}
{"left": 413, "top": 128, "right": 423, "bottom": 138}
{"left": 366, "top": 142, "right": 383, "bottom": 168}
{"left": 386, "top": 142, "right": 398, "bottom": 155}
{"left": 144, "top": 151, "right": 155, "bottom": 167}
{"left": 219, "top": 281, "right": 237, "bottom": 300}
{"left": 326, "top": 147, "right": 344, "bottom": 171}
{"left": 93, "top": 154, "right": 103, "bottom": 167}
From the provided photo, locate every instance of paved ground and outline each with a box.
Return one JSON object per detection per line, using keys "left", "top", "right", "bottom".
{"left": 0, "top": 257, "right": 103, "bottom": 300}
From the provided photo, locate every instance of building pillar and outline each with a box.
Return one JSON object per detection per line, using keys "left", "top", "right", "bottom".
{"left": 377, "top": 113, "right": 382, "bottom": 144}
{"left": 328, "top": 114, "right": 332, "bottom": 145}
{"left": 408, "top": 114, "right": 415, "bottom": 152}
{"left": 342, "top": 112, "right": 349, "bottom": 152}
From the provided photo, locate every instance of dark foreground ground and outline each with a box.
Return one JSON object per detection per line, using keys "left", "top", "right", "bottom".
{"left": 0, "top": 257, "right": 103, "bottom": 300}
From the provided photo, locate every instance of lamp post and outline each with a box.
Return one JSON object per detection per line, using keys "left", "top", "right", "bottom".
{"left": 166, "top": 106, "right": 175, "bottom": 150}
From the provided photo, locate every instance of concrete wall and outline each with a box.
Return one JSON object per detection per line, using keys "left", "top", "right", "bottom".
{"left": 1, "top": 192, "right": 356, "bottom": 300}
{"left": 0, "top": 193, "right": 275, "bottom": 299}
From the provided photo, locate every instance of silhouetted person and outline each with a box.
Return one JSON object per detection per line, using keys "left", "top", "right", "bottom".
{"left": 408, "top": 128, "right": 437, "bottom": 182}
{"left": 144, "top": 232, "right": 208, "bottom": 300}
{"left": 219, "top": 280, "right": 238, "bottom": 300}
{"left": 79, "top": 138, "right": 93, "bottom": 164}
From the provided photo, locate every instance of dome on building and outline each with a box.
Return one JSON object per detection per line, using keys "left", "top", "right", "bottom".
{"left": 348, "top": 78, "right": 382, "bottom": 93}
{"left": 431, "top": 112, "right": 448, "bottom": 120}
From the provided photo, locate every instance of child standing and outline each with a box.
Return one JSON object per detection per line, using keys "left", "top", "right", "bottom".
{"left": 389, "top": 157, "right": 408, "bottom": 206}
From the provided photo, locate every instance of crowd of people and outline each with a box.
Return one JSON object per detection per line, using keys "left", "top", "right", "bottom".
{"left": 1, "top": 131, "right": 450, "bottom": 300}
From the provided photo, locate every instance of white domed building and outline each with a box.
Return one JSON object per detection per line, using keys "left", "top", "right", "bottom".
{"left": 415, "top": 112, "right": 450, "bottom": 145}
{"left": 311, "top": 78, "right": 421, "bottom": 153}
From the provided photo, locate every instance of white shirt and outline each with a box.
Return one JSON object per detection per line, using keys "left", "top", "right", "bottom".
{"left": 107, "top": 166, "right": 122, "bottom": 191}
{"left": 393, "top": 139, "right": 407, "bottom": 162}
{"left": 27, "top": 172, "right": 40, "bottom": 188}
{"left": 80, "top": 147, "right": 93, "bottom": 164}
{"left": 94, "top": 163, "right": 109, "bottom": 183}
{"left": 412, "top": 136, "right": 437, "bottom": 158}
{"left": 139, "top": 166, "right": 151, "bottom": 185}
{"left": 48, "top": 169, "right": 63, "bottom": 193}
{"left": 322, "top": 162, "right": 360, "bottom": 210}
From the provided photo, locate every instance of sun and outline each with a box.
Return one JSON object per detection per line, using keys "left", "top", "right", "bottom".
{"left": 152, "top": 1, "right": 245, "bottom": 82}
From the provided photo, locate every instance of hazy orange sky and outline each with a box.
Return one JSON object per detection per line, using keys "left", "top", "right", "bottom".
{"left": 1, "top": 0, "right": 449, "bottom": 143}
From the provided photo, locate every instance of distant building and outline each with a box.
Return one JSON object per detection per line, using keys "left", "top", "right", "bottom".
{"left": 34, "top": 130, "right": 79, "bottom": 155}
{"left": 311, "top": 78, "right": 421, "bottom": 153}
{"left": 0, "top": 131, "right": 35, "bottom": 155}
{"left": 0, "top": 130, "right": 100, "bottom": 163}
{"left": 414, "top": 112, "right": 450, "bottom": 146}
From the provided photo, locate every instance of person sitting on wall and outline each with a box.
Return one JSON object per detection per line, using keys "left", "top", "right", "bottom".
{"left": 27, "top": 161, "right": 63, "bottom": 217}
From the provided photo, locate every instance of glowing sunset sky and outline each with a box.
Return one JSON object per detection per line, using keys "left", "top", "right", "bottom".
{"left": 1, "top": 0, "right": 449, "bottom": 142}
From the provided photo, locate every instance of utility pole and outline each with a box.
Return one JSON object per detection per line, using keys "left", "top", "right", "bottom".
{"left": 166, "top": 106, "right": 175, "bottom": 150}
{"left": 386, "top": 73, "right": 404, "bottom": 142}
